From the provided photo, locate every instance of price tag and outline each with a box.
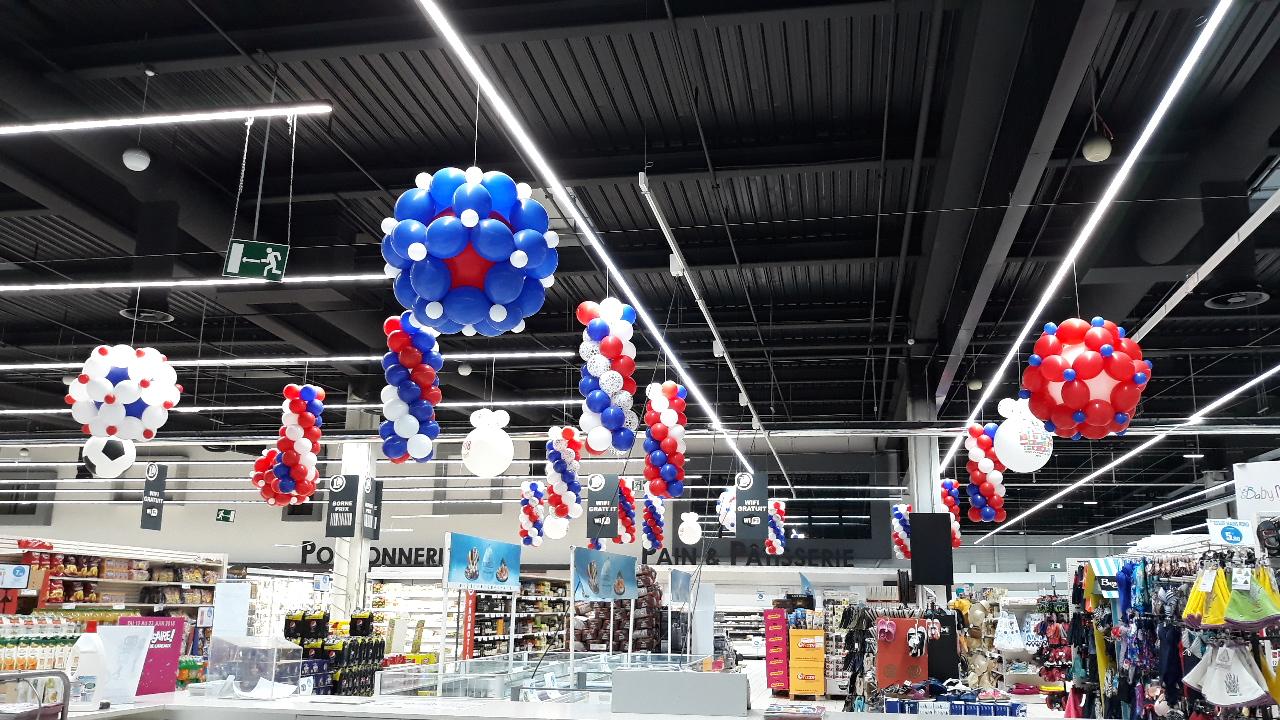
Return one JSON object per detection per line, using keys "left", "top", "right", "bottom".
{"left": 1232, "top": 567, "right": 1252, "bottom": 591}
{"left": 63, "top": 603, "right": 76, "bottom": 610}
{"left": 112, "top": 604, "right": 126, "bottom": 610}
{"left": 1199, "top": 571, "right": 1217, "bottom": 592}
{"left": 181, "top": 583, "right": 191, "bottom": 590}
{"left": 153, "top": 604, "right": 165, "bottom": 612}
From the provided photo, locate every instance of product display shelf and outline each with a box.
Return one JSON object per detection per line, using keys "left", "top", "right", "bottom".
{"left": 715, "top": 606, "right": 766, "bottom": 659}
{"left": 238, "top": 568, "right": 331, "bottom": 638}
{"left": 367, "top": 578, "right": 462, "bottom": 659}
{"left": 822, "top": 594, "right": 856, "bottom": 697}
{"left": 514, "top": 576, "right": 569, "bottom": 655}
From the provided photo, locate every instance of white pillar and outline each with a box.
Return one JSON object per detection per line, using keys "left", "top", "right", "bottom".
{"left": 1204, "top": 471, "right": 1230, "bottom": 519}
{"left": 907, "top": 398, "right": 940, "bottom": 512}
{"left": 329, "top": 440, "right": 374, "bottom": 620}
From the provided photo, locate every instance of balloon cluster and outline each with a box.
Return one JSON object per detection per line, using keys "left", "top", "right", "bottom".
{"left": 890, "top": 503, "right": 912, "bottom": 559}
{"left": 518, "top": 481, "right": 547, "bottom": 547}
{"left": 612, "top": 478, "right": 637, "bottom": 545}
{"left": 542, "top": 426, "right": 585, "bottom": 532}
{"left": 461, "top": 408, "right": 515, "bottom": 478}
{"left": 716, "top": 487, "right": 737, "bottom": 532}
{"left": 382, "top": 166, "right": 558, "bottom": 336}
{"left": 575, "top": 298, "right": 640, "bottom": 456}
{"left": 252, "top": 383, "right": 325, "bottom": 506}
{"left": 992, "top": 398, "right": 1054, "bottom": 473}
{"left": 677, "top": 512, "right": 703, "bottom": 545}
{"left": 641, "top": 381, "right": 689, "bottom": 497}
{"left": 1021, "top": 316, "right": 1151, "bottom": 440}
{"left": 67, "top": 345, "right": 181, "bottom": 441}
{"left": 963, "top": 423, "right": 1007, "bottom": 523}
{"left": 640, "top": 490, "right": 666, "bottom": 551}
{"left": 765, "top": 499, "right": 787, "bottom": 556}
{"left": 378, "top": 313, "right": 443, "bottom": 463}
{"left": 588, "top": 538, "right": 603, "bottom": 551}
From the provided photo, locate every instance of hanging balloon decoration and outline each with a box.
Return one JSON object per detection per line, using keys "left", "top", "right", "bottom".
{"left": 612, "top": 478, "right": 637, "bottom": 545}
{"left": 677, "top": 512, "right": 703, "bottom": 545}
{"left": 890, "top": 503, "right": 912, "bottom": 560}
{"left": 992, "top": 397, "right": 1054, "bottom": 473}
{"left": 716, "top": 487, "right": 737, "bottom": 533}
{"left": 518, "top": 481, "right": 546, "bottom": 547}
{"left": 588, "top": 538, "right": 603, "bottom": 551}
{"left": 378, "top": 313, "right": 444, "bottom": 463}
{"left": 575, "top": 298, "right": 640, "bottom": 456}
{"left": 67, "top": 345, "right": 182, "bottom": 477}
{"left": 938, "top": 479, "right": 962, "bottom": 521}
{"left": 765, "top": 499, "right": 787, "bottom": 556}
{"left": 252, "top": 383, "right": 325, "bottom": 506}
{"left": 963, "top": 423, "right": 1007, "bottom": 523}
{"left": 641, "top": 381, "right": 689, "bottom": 498}
{"left": 542, "top": 426, "right": 585, "bottom": 540}
{"left": 461, "top": 408, "right": 515, "bottom": 479}
{"left": 381, "top": 166, "right": 558, "bottom": 336}
{"left": 640, "top": 490, "right": 666, "bottom": 551}
{"left": 1021, "top": 316, "right": 1151, "bottom": 440}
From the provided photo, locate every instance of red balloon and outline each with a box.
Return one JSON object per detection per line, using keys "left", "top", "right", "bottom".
{"left": 390, "top": 454, "right": 409, "bottom": 464}
{"left": 304, "top": 426, "right": 321, "bottom": 442}
{"left": 1083, "top": 399, "right": 1113, "bottom": 426}
{"left": 599, "top": 336, "right": 623, "bottom": 359}
{"left": 995, "top": 509, "right": 1008, "bottom": 523}
{"left": 1102, "top": 319, "right": 1120, "bottom": 341}
{"left": 992, "top": 459, "right": 1006, "bottom": 472}
{"left": 382, "top": 316, "right": 402, "bottom": 335}
{"left": 662, "top": 381, "right": 679, "bottom": 398}
{"left": 966, "top": 460, "right": 979, "bottom": 473}
{"left": 399, "top": 348, "right": 423, "bottom": 368}
{"left": 1050, "top": 405, "right": 1078, "bottom": 430}
{"left": 1072, "top": 350, "right": 1104, "bottom": 380}
{"left": 412, "top": 367, "right": 436, "bottom": 389}
{"left": 967, "top": 424, "right": 984, "bottom": 438}
{"left": 660, "top": 437, "right": 678, "bottom": 454}
{"left": 989, "top": 496, "right": 1004, "bottom": 509}
{"left": 675, "top": 412, "right": 687, "bottom": 425}
{"left": 612, "top": 356, "right": 636, "bottom": 376}
{"left": 644, "top": 410, "right": 660, "bottom": 426}
{"left": 650, "top": 423, "right": 669, "bottom": 440}
{"left": 282, "top": 450, "right": 300, "bottom": 466}
{"left": 283, "top": 384, "right": 302, "bottom": 399}
{"left": 1084, "top": 326, "right": 1114, "bottom": 352}
{"left": 277, "top": 437, "right": 292, "bottom": 453}
{"left": 1118, "top": 337, "right": 1143, "bottom": 360}
{"left": 295, "top": 478, "right": 316, "bottom": 496}
{"left": 968, "top": 507, "right": 983, "bottom": 522}
{"left": 622, "top": 377, "right": 637, "bottom": 394}
{"left": 1028, "top": 391, "right": 1053, "bottom": 420}
{"left": 1039, "top": 355, "right": 1068, "bottom": 382}
{"left": 314, "top": 387, "right": 325, "bottom": 401}
{"left": 979, "top": 482, "right": 995, "bottom": 498}
{"left": 976, "top": 434, "right": 993, "bottom": 450}
{"left": 1054, "top": 426, "right": 1076, "bottom": 439}
{"left": 425, "top": 387, "right": 443, "bottom": 405}
{"left": 297, "top": 412, "right": 316, "bottom": 428}
{"left": 387, "top": 331, "right": 411, "bottom": 352}
{"left": 260, "top": 487, "right": 276, "bottom": 502}
{"left": 670, "top": 397, "right": 687, "bottom": 412}
{"left": 576, "top": 301, "right": 600, "bottom": 325}
{"left": 1022, "top": 365, "right": 1045, "bottom": 392}
{"left": 1061, "top": 380, "right": 1092, "bottom": 410}
{"left": 650, "top": 480, "right": 668, "bottom": 496}
{"left": 950, "top": 506, "right": 961, "bottom": 518}
{"left": 1033, "top": 333, "right": 1062, "bottom": 358}
{"left": 1107, "top": 420, "right": 1129, "bottom": 434}
{"left": 1080, "top": 424, "right": 1110, "bottom": 440}
{"left": 668, "top": 452, "right": 685, "bottom": 466}
{"left": 1134, "top": 358, "right": 1151, "bottom": 380}
{"left": 643, "top": 464, "right": 659, "bottom": 480}
{"left": 969, "top": 469, "right": 985, "bottom": 484}
{"left": 1105, "top": 351, "right": 1135, "bottom": 381}
{"left": 1111, "top": 381, "right": 1141, "bottom": 412}
{"left": 253, "top": 457, "right": 270, "bottom": 472}
{"left": 676, "top": 466, "right": 685, "bottom": 480}
{"left": 442, "top": 243, "right": 495, "bottom": 289}
{"left": 1056, "top": 318, "right": 1090, "bottom": 345}
{"left": 952, "top": 537, "right": 963, "bottom": 548}
{"left": 290, "top": 464, "right": 309, "bottom": 481}
{"left": 288, "top": 398, "right": 307, "bottom": 414}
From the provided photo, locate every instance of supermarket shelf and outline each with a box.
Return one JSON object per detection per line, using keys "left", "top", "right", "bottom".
{"left": 518, "top": 595, "right": 568, "bottom": 601}
{"left": 475, "top": 634, "right": 512, "bottom": 641}
{"left": 48, "top": 576, "right": 217, "bottom": 588}
{"left": 49, "top": 602, "right": 213, "bottom": 609}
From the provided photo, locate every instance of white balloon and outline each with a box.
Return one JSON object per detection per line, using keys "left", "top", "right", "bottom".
{"left": 580, "top": 411, "right": 602, "bottom": 431}
{"left": 407, "top": 433, "right": 434, "bottom": 458}
{"left": 112, "top": 380, "right": 141, "bottom": 404}
{"left": 383, "top": 400, "right": 409, "bottom": 421}
{"left": 68, "top": 380, "right": 89, "bottom": 402}
{"left": 993, "top": 407, "right": 1054, "bottom": 473}
{"left": 611, "top": 392, "right": 633, "bottom": 411}
{"left": 544, "top": 515, "right": 569, "bottom": 540}
{"left": 598, "top": 370, "right": 623, "bottom": 394}
{"left": 586, "top": 355, "right": 610, "bottom": 377}
{"left": 623, "top": 410, "right": 640, "bottom": 431}
{"left": 85, "top": 377, "right": 112, "bottom": 402}
{"left": 117, "top": 417, "right": 145, "bottom": 441}
{"left": 107, "top": 344, "right": 134, "bottom": 366}
{"left": 646, "top": 383, "right": 663, "bottom": 401}
{"left": 285, "top": 424, "right": 304, "bottom": 441}
{"left": 669, "top": 424, "right": 686, "bottom": 440}
{"left": 96, "top": 403, "right": 125, "bottom": 426}
{"left": 469, "top": 408, "right": 491, "bottom": 427}
{"left": 968, "top": 447, "right": 986, "bottom": 462}
{"left": 281, "top": 412, "right": 299, "bottom": 427}
{"left": 611, "top": 320, "right": 634, "bottom": 342}
{"left": 622, "top": 340, "right": 637, "bottom": 358}
{"left": 650, "top": 395, "right": 670, "bottom": 412}
{"left": 586, "top": 426, "right": 611, "bottom": 452}
{"left": 995, "top": 484, "right": 1007, "bottom": 498}
{"left": 461, "top": 425, "right": 515, "bottom": 479}
{"left": 986, "top": 470, "right": 1004, "bottom": 485}
{"left": 70, "top": 401, "right": 96, "bottom": 424}
{"left": 964, "top": 438, "right": 978, "bottom": 452}
{"left": 394, "top": 415, "right": 421, "bottom": 438}
{"left": 659, "top": 409, "right": 678, "bottom": 426}
{"left": 293, "top": 437, "right": 314, "bottom": 454}
{"left": 579, "top": 340, "right": 601, "bottom": 360}
{"left": 599, "top": 297, "right": 625, "bottom": 322}
{"left": 492, "top": 410, "right": 510, "bottom": 428}
{"left": 567, "top": 504, "right": 583, "bottom": 519}
{"left": 977, "top": 457, "right": 995, "bottom": 473}
{"left": 380, "top": 385, "right": 399, "bottom": 404}
{"left": 675, "top": 438, "right": 687, "bottom": 454}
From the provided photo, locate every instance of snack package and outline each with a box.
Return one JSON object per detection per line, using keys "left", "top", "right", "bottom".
{"left": 65, "top": 582, "right": 84, "bottom": 603}
{"left": 83, "top": 582, "right": 99, "bottom": 603}
{"left": 61, "top": 556, "right": 79, "bottom": 577}
{"left": 44, "top": 579, "right": 64, "bottom": 604}
{"left": 151, "top": 566, "right": 176, "bottom": 582}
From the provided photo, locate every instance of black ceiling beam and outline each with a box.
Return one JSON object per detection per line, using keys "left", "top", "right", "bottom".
{"left": 929, "top": 0, "right": 1113, "bottom": 403}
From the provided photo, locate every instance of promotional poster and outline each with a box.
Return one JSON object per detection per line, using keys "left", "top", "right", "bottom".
{"left": 118, "top": 616, "right": 186, "bottom": 695}
{"left": 572, "top": 546, "right": 637, "bottom": 601}
{"left": 444, "top": 532, "right": 521, "bottom": 592}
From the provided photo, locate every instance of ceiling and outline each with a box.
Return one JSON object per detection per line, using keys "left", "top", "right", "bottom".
{"left": 0, "top": 0, "right": 1278, "bottom": 539}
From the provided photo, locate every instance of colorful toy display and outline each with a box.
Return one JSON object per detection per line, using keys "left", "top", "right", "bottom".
{"left": 251, "top": 383, "right": 325, "bottom": 506}
{"left": 377, "top": 313, "right": 443, "bottom": 464}
{"left": 574, "top": 297, "right": 639, "bottom": 456}
{"left": 641, "top": 381, "right": 689, "bottom": 498}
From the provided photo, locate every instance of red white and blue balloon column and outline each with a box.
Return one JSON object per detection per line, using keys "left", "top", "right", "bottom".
{"left": 574, "top": 298, "right": 640, "bottom": 457}
{"left": 716, "top": 487, "right": 737, "bottom": 533}
{"left": 378, "top": 313, "right": 444, "bottom": 463}
{"left": 765, "top": 500, "right": 786, "bottom": 556}
{"left": 890, "top": 503, "right": 912, "bottom": 559}
{"left": 640, "top": 490, "right": 666, "bottom": 551}
{"left": 963, "top": 423, "right": 1007, "bottom": 523}
{"left": 542, "top": 426, "right": 585, "bottom": 540}
{"left": 1021, "top": 316, "right": 1151, "bottom": 441}
{"left": 612, "top": 478, "right": 638, "bottom": 545}
{"left": 381, "top": 166, "right": 559, "bottom": 336}
{"left": 251, "top": 383, "right": 325, "bottom": 506}
{"left": 518, "top": 481, "right": 547, "bottom": 547}
{"left": 939, "top": 480, "right": 962, "bottom": 522}
{"left": 641, "top": 381, "right": 689, "bottom": 498}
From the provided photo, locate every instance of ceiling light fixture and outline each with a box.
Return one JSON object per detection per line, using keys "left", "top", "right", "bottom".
{"left": 0, "top": 272, "right": 383, "bottom": 295}
{"left": 0, "top": 398, "right": 576, "bottom": 416}
{"left": 412, "top": 0, "right": 754, "bottom": 474}
{"left": 0, "top": 102, "right": 332, "bottom": 137}
{"left": 1170, "top": 522, "right": 1208, "bottom": 535}
{"left": 0, "top": 350, "right": 572, "bottom": 372}
{"left": 1182, "top": 453, "right": 1205, "bottom": 459}
{"left": 981, "top": 355, "right": 1280, "bottom": 543}
{"left": 1051, "top": 483, "right": 1235, "bottom": 544}
{"left": 939, "top": 0, "right": 1235, "bottom": 472}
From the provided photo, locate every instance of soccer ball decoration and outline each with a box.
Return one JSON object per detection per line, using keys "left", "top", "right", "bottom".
{"left": 575, "top": 298, "right": 640, "bottom": 456}
{"left": 992, "top": 397, "right": 1054, "bottom": 473}
{"left": 640, "top": 490, "right": 666, "bottom": 551}
{"left": 252, "top": 383, "right": 325, "bottom": 506}
{"left": 890, "top": 503, "right": 912, "bottom": 559}
{"left": 964, "top": 423, "right": 1007, "bottom": 523}
{"left": 641, "top": 381, "right": 689, "bottom": 497}
{"left": 765, "top": 500, "right": 786, "bottom": 556}
{"left": 378, "top": 313, "right": 443, "bottom": 463}
{"left": 677, "top": 512, "right": 703, "bottom": 545}
{"left": 517, "top": 481, "right": 546, "bottom": 547}
{"left": 543, "top": 426, "right": 585, "bottom": 527}
{"left": 1021, "top": 316, "right": 1151, "bottom": 440}
{"left": 716, "top": 487, "right": 737, "bottom": 532}
{"left": 82, "top": 436, "right": 136, "bottom": 479}
{"left": 66, "top": 344, "right": 181, "bottom": 443}
{"left": 461, "top": 409, "right": 515, "bottom": 479}
{"left": 382, "top": 166, "right": 558, "bottom": 336}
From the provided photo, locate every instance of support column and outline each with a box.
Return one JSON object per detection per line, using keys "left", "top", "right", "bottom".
{"left": 1204, "top": 470, "right": 1230, "bottom": 519}
{"left": 906, "top": 398, "right": 940, "bottom": 513}
{"left": 329, "top": 386, "right": 378, "bottom": 619}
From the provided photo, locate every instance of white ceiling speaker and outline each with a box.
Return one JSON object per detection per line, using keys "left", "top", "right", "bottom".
{"left": 122, "top": 147, "right": 151, "bottom": 172}
{"left": 1082, "top": 134, "right": 1112, "bottom": 163}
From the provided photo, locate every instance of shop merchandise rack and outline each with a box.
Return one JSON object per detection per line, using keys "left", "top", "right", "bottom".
{"left": 821, "top": 594, "right": 857, "bottom": 697}
{"left": 234, "top": 567, "right": 331, "bottom": 638}
{"left": 715, "top": 607, "right": 765, "bottom": 659}
{"left": 367, "top": 577, "right": 459, "bottom": 660}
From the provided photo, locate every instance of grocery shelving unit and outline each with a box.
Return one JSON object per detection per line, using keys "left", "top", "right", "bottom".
{"left": 237, "top": 567, "right": 331, "bottom": 638}
{"left": 513, "top": 576, "right": 568, "bottom": 654}
{"left": 715, "top": 607, "right": 766, "bottom": 659}
{"left": 367, "top": 567, "right": 460, "bottom": 660}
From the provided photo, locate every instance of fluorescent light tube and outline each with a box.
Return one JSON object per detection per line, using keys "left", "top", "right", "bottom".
{"left": 0, "top": 102, "right": 332, "bottom": 136}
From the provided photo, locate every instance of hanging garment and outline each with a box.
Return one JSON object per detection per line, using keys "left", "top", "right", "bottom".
{"left": 993, "top": 611, "right": 1025, "bottom": 651}
{"left": 1182, "top": 567, "right": 1229, "bottom": 629}
{"left": 1021, "top": 612, "right": 1047, "bottom": 651}
{"left": 1181, "top": 645, "right": 1273, "bottom": 708}
{"left": 1223, "top": 565, "right": 1280, "bottom": 630}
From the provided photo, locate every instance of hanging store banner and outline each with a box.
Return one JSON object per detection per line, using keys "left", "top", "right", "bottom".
{"left": 443, "top": 532, "right": 521, "bottom": 593}
{"left": 1234, "top": 461, "right": 1280, "bottom": 528}
{"left": 732, "top": 472, "right": 769, "bottom": 540}
{"left": 585, "top": 474, "right": 619, "bottom": 540}
{"left": 140, "top": 463, "right": 167, "bottom": 531}
{"left": 572, "top": 546, "right": 637, "bottom": 601}
{"left": 361, "top": 479, "right": 383, "bottom": 541}
{"left": 324, "top": 474, "right": 360, "bottom": 538}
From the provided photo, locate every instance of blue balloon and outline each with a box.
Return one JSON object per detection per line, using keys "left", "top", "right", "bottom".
{"left": 385, "top": 365, "right": 410, "bottom": 386}
{"left": 381, "top": 352, "right": 399, "bottom": 371}
{"left": 548, "top": 450, "right": 563, "bottom": 462}
{"left": 612, "top": 427, "right": 635, "bottom": 450}
{"left": 379, "top": 421, "right": 395, "bottom": 440}
{"left": 383, "top": 435, "right": 408, "bottom": 458}
{"left": 512, "top": 279, "right": 546, "bottom": 318}
{"left": 442, "top": 286, "right": 490, "bottom": 326}
{"left": 394, "top": 187, "right": 436, "bottom": 222}
{"left": 602, "top": 406, "right": 625, "bottom": 430}
{"left": 124, "top": 398, "right": 147, "bottom": 419}
{"left": 428, "top": 167, "right": 467, "bottom": 207}
{"left": 409, "top": 256, "right": 452, "bottom": 300}
{"left": 300, "top": 385, "right": 317, "bottom": 402}
{"left": 491, "top": 304, "right": 524, "bottom": 332}
{"left": 392, "top": 271, "right": 418, "bottom": 310}
{"left": 481, "top": 171, "right": 519, "bottom": 216}
{"left": 307, "top": 400, "right": 324, "bottom": 415}
{"left": 513, "top": 229, "right": 548, "bottom": 269}
{"left": 643, "top": 438, "right": 660, "bottom": 453}
{"left": 586, "top": 318, "right": 611, "bottom": 341}
{"left": 967, "top": 484, "right": 981, "bottom": 496}
{"left": 971, "top": 495, "right": 987, "bottom": 509}
{"left": 621, "top": 305, "right": 637, "bottom": 323}
{"left": 586, "top": 390, "right": 611, "bottom": 413}
{"left": 426, "top": 351, "right": 444, "bottom": 371}
{"left": 472, "top": 318, "right": 502, "bottom": 337}
{"left": 660, "top": 463, "right": 678, "bottom": 482}
{"left": 391, "top": 219, "right": 428, "bottom": 259}
{"left": 399, "top": 310, "right": 420, "bottom": 334}
{"left": 409, "top": 400, "right": 434, "bottom": 421}
{"left": 667, "top": 480, "right": 684, "bottom": 496}
{"left": 579, "top": 375, "right": 600, "bottom": 396}
{"left": 983, "top": 422, "right": 998, "bottom": 438}
{"left": 509, "top": 198, "right": 550, "bottom": 233}
{"left": 411, "top": 332, "right": 437, "bottom": 353}
{"left": 528, "top": 246, "right": 558, "bottom": 279}
{"left": 313, "top": 415, "right": 323, "bottom": 429}
{"left": 381, "top": 235, "right": 411, "bottom": 269}
{"left": 580, "top": 365, "right": 592, "bottom": 378}
{"left": 273, "top": 463, "right": 291, "bottom": 480}
{"left": 484, "top": 263, "right": 526, "bottom": 304}
{"left": 278, "top": 478, "right": 297, "bottom": 494}
{"left": 452, "top": 182, "right": 492, "bottom": 221}
{"left": 422, "top": 421, "right": 441, "bottom": 439}
{"left": 676, "top": 385, "right": 687, "bottom": 399}
{"left": 981, "top": 506, "right": 997, "bottom": 522}
{"left": 425, "top": 216, "right": 469, "bottom": 259}
{"left": 649, "top": 450, "right": 668, "bottom": 467}
{"left": 471, "top": 218, "right": 515, "bottom": 261}
{"left": 553, "top": 460, "right": 567, "bottom": 474}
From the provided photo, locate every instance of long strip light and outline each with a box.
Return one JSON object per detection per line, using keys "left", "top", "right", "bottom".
{"left": 1170, "top": 522, "right": 1209, "bottom": 535}
{"left": 0, "top": 272, "right": 381, "bottom": 295}
{"left": 0, "top": 398, "right": 576, "bottom": 416}
{"left": 0, "top": 102, "right": 332, "bottom": 137}
{"left": 939, "top": 0, "right": 1235, "bottom": 472}
{"left": 0, "top": 351, "right": 571, "bottom": 372}
{"left": 979, "top": 356, "right": 1280, "bottom": 543}
{"left": 1052, "top": 482, "right": 1235, "bottom": 544}
{"left": 413, "top": 0, "right": 753, "bottom": 474}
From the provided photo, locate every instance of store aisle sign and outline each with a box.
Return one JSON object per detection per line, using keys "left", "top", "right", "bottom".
{"left": 223, "top": 238, "right": 288, "bottom": 281}
{"left": 643, "top": 539, "right": 873, "bottom": 567}
{"left": 1208, "top": 518, "right": 1255, "bottom": 549}
{"left": 585, "top": 474, "right": 619, "bottom": 539}
{"left": 300, "top": 541, "right": 446, "bottom": 568}
{"left": 733, "top": 472, "right": 768, "bottom": 540}
{"left": 443, "top": 532, "right": 521, "bottom": 592}
{"left": 140, "top": 463, "right": 167, "bottom": 531}
{"left": 1234, "top": 460, "right": 1280, "bottom": 527}
{"left": 0, "top": 565, "right": 30, "bottom": 590}
{"left": 572, "top": 546, "right": 637, "bottom": 601}
{"left": 324, "top": 474, "right": 360, "bottom": 538}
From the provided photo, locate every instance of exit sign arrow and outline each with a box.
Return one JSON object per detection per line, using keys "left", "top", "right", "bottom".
{"left": 215, "top": 508, "right": 236, "bottom": 523}
{"left": 224, "top": 239, "right": 289, "bottom": 281}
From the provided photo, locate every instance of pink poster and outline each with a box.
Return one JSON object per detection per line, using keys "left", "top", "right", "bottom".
{"left": 118, "top": 616, "right": 186, "bottom": 695}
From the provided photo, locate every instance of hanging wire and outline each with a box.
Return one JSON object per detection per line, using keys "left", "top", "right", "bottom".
{"left": 135, "top": 71, "right": 151, "bottom": 145}
{"left": 472, "top": 85, "right": 482, "bottom": 167}
{"left": 227, "top": 118, "right": 256, "bottom": 240}
{"left": 285, "top": 114, "right": 298, "bottom": 247}
{"left": 251, "top": 69, "right": 281, "bottom": 241}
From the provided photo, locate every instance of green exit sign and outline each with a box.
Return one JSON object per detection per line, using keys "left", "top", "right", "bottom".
{"left": 223, "top": 239, "right": 289, "bottom": 281}
{"left": 215, "top": 508, "right": 236, "bottom": 523}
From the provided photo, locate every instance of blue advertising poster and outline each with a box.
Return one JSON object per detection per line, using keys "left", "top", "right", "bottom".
{"left": 444, "top": 532, "right": 522, "bottom": 592}
{"left": 800, "top": 572, "right": 813, "bottom": 597}
{"left": 670, "top": 569, "right": 693, "bottom": 605}
{"left": 572, "top": 546, "right": 637, "bottom": 601}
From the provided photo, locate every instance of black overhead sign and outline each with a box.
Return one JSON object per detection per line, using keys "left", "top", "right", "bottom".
{"left": 324, "top": 474, "right": 360, "bottom": 538}
{"left": 733, "top": 472, "right": 768, "bottom": 540}
{"left": 585, "top": 474, "right": 619, "bottom": 540}
{"left": 140, "top": 463, "right": 167, "bottom": 531}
